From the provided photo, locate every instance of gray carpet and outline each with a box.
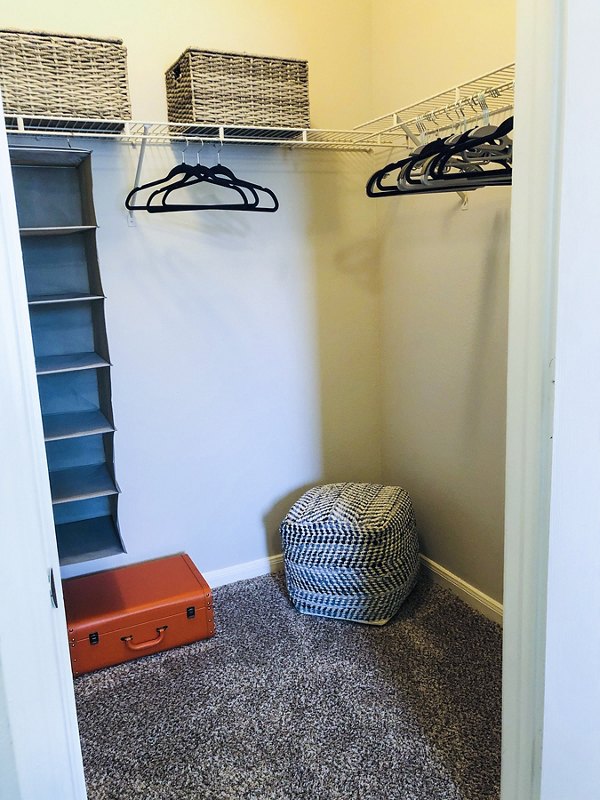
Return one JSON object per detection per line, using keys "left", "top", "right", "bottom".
{"left": 74, "top": 570, "right": 502, "bottom": 800}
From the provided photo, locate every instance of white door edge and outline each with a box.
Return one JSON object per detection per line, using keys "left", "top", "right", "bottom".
{"left": 0, "top": 96, "right": 87, "bottom": 800}
{"left": 502, "top": 2, "right": 565, "bottom": 798}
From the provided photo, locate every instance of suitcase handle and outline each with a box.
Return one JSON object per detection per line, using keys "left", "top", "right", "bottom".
{"left": 121, "top": 625, "right": 168, "bottom": 651}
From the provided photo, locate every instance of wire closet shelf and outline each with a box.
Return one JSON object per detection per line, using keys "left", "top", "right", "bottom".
{"left": 4, "top": 63, "right": 514, "bottom": 151}
{"left": 353, "top": 63, "right": 515, "bottom": 147}
{"left": 4, "top": 116, "right": 406, "bottom": 151}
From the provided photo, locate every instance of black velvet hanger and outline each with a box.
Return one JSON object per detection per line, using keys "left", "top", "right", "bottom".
{"left": 366, "top": 116, "right": 513, "bottom": 198}
{"left": 125, "top": 153, "right": 279, "bottom": 213}
{"left": 147, "top": 161, "right": 279, "bottom": 213}
{"left": 125, "top": 160, "right": 198, "bottom": 211}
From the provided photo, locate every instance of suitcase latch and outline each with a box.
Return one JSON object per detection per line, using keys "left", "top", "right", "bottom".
{"left": 186, "top": 606, "right": 196, "bottom": 619}
{"left": 89, "top": 632, "right": 100, "bottom": 645}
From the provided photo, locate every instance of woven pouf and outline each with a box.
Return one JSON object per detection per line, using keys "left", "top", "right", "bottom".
{"left": 280, "top": 482, "right": 420, "bottom": 624}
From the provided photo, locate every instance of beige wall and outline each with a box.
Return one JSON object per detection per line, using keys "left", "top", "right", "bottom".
{"left": 371, "top": 2, "right": 516, "bottom": 602}
{"left": 0, "top": 0, "right": 373, "bottom": 127}
{"left": 370, "top": 1, "right": 516, "bottom": 115}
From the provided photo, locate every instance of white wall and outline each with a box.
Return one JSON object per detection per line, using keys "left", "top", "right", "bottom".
{"left": 1, "top": 0, "right": 383, "bottom": 578}
{"left": 370, "top": 2, "right": 516, "bottom": 602}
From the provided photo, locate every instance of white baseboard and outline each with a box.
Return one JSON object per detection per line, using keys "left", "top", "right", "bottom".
{"left": 203, "top": 552, "right": 503, "bottom": 626}
{"left": 420, "top": 555, "right": 503, "bottom": 625}
{"left": 203, "top": 553, "right": 284, "bottom": 589}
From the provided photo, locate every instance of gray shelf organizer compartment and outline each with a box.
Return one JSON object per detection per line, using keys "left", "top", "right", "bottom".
{"left": 30, "top": 299, "right": 111, "bottom": 375}
{"left": 21, "top": 230, "right": 103, "bottom": 299}
{"left": 11, "top": 145, "right": 124, "bottom": 566}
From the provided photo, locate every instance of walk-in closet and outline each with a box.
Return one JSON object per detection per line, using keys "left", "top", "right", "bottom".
{"left": 4, "top": 3, "right": 596, "bottom": 800}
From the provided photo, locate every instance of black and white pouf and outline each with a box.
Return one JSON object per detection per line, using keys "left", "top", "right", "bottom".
{"left": 280, "top": 482, "right": 420, "bottom": 624}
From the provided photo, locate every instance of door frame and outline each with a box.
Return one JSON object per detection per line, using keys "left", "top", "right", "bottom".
{"left": 502, "top": 1, "right": 600, "bottom": 798}
{"left": 0, "top": 101, "right": 87, "bottom": 799}
{"left": 505, "top": 1, "right": 600, "bottom": 796}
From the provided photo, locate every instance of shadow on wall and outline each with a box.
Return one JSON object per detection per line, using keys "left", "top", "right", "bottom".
{"left": 464, "top": 207, "right": 510, "bottom": 440}
{"left": 260, "top": 150, "right": 385, "bottom": 560}
{"left": 306, "top": 150, "right": 384, "bottom": 481}
{"left": 263, "top": 483, "right": 315, "bottom": 558}
{"left": 376, "top": 185, "right": 511, "bottom": 602}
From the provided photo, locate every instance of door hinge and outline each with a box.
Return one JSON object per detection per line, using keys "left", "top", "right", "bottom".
{"left": 49, "top": 568, "right": 58, "bottom": 609}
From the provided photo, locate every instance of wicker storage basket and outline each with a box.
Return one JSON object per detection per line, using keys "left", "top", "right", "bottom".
{"left": 280, "top": 483, "right": 420, "bottom": 624}
{"left": 166, "top": 49, "right": 309, "bottom": 130}
{"left": 0, "top": 29, "right": 131, "bottom": 121}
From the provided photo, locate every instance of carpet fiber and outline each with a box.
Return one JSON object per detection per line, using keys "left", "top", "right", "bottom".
{"left": 74, "top": 571, "right": 502, "bottom": 800}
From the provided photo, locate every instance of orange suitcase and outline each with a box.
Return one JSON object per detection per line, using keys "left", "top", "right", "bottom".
{"left": 62, "top": 554, "right": 215, "bottom": 676}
